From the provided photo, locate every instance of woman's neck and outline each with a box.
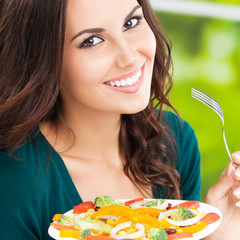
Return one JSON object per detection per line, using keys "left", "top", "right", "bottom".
{"left": 41, "top": 109, "right": 122, "bottom": 165}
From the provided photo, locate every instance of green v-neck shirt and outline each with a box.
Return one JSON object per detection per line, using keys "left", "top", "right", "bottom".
{"left": 0, "top": 111, "right": 201, "bottom": 239}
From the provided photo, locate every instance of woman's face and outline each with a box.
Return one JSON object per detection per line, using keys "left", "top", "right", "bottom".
{"left": 61, "top": 0, "right": 156, "bottom": 115}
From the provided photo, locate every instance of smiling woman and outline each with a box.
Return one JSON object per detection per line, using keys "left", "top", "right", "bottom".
{"left": 0, "top": 0, "right": 240, "bottom": 240}
{"left": 60, "top": 0, "right": 156, "bottom": 115}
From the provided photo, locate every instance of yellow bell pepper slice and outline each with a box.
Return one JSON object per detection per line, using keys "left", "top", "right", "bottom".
{"left": 116, "top": 216, "right": 130, "bottom": 225}
{"left": 158, "top": 218, "right": 175, "bottom": 229}
{"left": 60, "top": 229, "right": 80, "bottom": 238}
{"left": 133, "top": 213, "right": 162, "bottom": 228}
{"left": 181, "top": 222, "right": 207, "bottom": 234}
{"left": 52, "top": 214, "right": 62, "bottom": 222}
{"left": 91, "top": 205, "right": 135, "bottom": 220}
{"left": 133, "top": 208, "right": 164, "bottom": 217}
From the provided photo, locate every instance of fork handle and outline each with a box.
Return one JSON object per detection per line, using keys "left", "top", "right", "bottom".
{"left": 222, "top": 126, "right": 237, "bottom": 168}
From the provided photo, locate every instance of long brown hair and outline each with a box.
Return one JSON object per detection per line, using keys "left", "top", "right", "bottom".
{"left": 0, "top": 0, "right": 66, "bottom": 149}
{"left": 0, "top": 0, "right": 180, "bottom": 199}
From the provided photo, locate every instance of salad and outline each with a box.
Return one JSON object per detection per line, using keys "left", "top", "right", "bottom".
{"left": 49, "top": 195, "right": 221, "bottom": 240}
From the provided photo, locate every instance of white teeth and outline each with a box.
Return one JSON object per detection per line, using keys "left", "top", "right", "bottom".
{"left": 115, "top": 81, "right": 121, "bottom": 87}
{"left": 120, "top": 79, "right": 126, "bottom": 87}
{"left": 126, "top": 78, "right": 132, "bottom": 86}
{"left": 106, "top": 69, "right": 142, "bottom": 87}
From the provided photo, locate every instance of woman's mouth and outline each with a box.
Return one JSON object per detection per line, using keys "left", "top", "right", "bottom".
{"left": 103, "top": 63, "right": 145, "bottom": 94}
{"left": 105, "top": 69, "right": 142, "bottom": 88}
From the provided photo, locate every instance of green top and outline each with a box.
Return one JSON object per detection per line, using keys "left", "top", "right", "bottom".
{"left": 0, "top": 111, "right": 200, "bottom": 239}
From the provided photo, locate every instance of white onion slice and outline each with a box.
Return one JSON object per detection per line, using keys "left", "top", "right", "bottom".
{"left": 129, "top": 200, "right": 145, "bottom": 209}
{"left": 152, "top": 200, "right": 168, "bottom": 210}
{"left": 78, "top": 221, "right": 100, "bottom": 230}
{"left": 158, "top": 209, "right": 201, "bottom": 227}
{"left": 111, "top": 221, "right": 145, "bottom": 239}
{"left": 100, "top": 215, "right": 118, "bottom": 220}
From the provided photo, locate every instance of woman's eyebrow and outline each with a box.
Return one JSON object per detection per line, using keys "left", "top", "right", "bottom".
{"left": 70, "top": 5, "right": 142, "bottom": 42}
{"left": 71, "top": 28, "right": 105, "bottom": 42}
{"left": 124, "top": 5, "right": 142, "bottom": 23}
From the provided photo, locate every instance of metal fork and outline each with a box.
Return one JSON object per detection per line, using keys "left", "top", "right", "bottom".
{"left": 191, "top": 88, "right": 237, "bottom": 168}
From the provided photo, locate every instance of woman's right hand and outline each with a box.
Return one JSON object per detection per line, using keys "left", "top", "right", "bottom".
{"left": 204, "top": 151, "right": 240, "bottom": 240}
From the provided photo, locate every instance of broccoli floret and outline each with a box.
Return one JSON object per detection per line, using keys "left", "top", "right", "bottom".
{"left": 94, "top": 195, "right": 124, "bottom": 208}
{"left": 171, "top": 206, "right": 194, "bottom": 221}
{"left": 145, "top": 199, "right": 165, "bottom": 207}
{"left": 58, "top": 214, "right": 74, "bottom": 226}
{"left": 148, "top": 228, "right": 168, "bottom": 240}
{"left": 80, "top": 228, "right": 92, "bottom": 239}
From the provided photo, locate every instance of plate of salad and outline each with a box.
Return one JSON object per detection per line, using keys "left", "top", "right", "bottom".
{"left": 48, "top": 195, "right": 222, "bottom": 240}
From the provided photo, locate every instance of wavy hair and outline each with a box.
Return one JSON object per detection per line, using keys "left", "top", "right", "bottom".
{"left": 119, "top": 0, "right": 181, "bottom": 199}
{"left": 0, "top": 0, "right": 180, "bottom": 199}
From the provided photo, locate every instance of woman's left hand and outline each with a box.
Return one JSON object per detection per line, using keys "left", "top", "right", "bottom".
{"left": 205, "top": 151, "right": 240, "bottom": 240}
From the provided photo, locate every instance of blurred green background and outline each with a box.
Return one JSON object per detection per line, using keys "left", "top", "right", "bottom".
{"left": 155, "top": 1, "right": 240, "bottom": 201}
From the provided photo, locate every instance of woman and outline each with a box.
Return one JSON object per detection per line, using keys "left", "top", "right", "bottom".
{"left": 0, "top": 0, "right": 239, "bottom": 239}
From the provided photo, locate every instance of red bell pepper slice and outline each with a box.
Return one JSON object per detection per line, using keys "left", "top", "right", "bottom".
{"left": 50, "top": 222, "right": 75, "bottom": 231}
{"left": 124, "top": 197, "right": 144, "bottom": 207}
{"left": 201, "top": 212, "right": 220, "bottom": 225}
{"left": 169, "top": 201, "right": 200, "bottom": 210}
{"left": 73, "top": 201, "right": 95, "bottom": 214}
{"left": 86, "top": 235, "right": 117, "bottom": 240}
{"left": 167, "top": 232, "right": 193, "bottom": 240}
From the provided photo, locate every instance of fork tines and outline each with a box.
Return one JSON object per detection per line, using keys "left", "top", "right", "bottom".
{"left": 191, "top": 88, "right": 222, "bottom": 115}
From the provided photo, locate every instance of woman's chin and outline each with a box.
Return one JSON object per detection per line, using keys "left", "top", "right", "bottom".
{"left": 121, "top": 102, "right": 149, "bottom": 115}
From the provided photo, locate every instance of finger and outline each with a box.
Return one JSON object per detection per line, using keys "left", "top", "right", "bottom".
{"left": 206, "top": 163, "right": 235, "bottom": 203}
{"left": 232, "top": 151, "right": 240, "bottom": 165}
{"left": 236, "top": 200, "right": 240, "bottom": 207}
{"left": 234, "top": 187, "right": 240, "bottom": 199}
{"left": 232, "top": 152, "right": 240, "bottom": 180}
{"left": 233, "top": 167, "right": 240, "bottom": 181}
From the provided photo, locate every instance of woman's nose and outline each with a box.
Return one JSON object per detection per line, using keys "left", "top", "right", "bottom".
{"left": 115, "top": 41, "right": 138, "bottom": 69}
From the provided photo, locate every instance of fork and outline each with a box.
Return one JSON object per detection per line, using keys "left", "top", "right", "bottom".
{"left": 191, "top": 88, "right": 237, "bottom": 168}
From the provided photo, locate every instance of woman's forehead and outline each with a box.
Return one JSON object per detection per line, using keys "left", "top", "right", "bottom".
{"left": 65, "top": 0, "right": 140, "bottom": 25}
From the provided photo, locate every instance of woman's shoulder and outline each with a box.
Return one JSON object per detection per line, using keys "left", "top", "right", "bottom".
{"left": 161, "top": 110, "right": 193, "bottom": 137}
{"left": 0, "top": 130, "right": 79, "bottom": 239}
{"left": 0, "top": 130, "right": 54, "bottom": 191}
{"left": 161, "top": 110, "right": 199, "bottom": 155}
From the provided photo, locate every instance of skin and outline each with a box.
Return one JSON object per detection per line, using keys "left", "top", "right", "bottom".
{"left": 41, "top": 0, "right": 156, "bottom": 201}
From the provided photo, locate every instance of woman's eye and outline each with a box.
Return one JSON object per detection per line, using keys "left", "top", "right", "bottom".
{"left": 123, "top": 15, "right": 143, "bottom": 31}
{"left": 79, "top": 36, "right": 103, "bottom": 49}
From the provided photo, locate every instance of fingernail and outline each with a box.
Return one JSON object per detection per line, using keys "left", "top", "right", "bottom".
{"left": 232, "top": 152, "right": 240, "bottom": 161}
{"left": 236, "top": 201, "right": 240, "bottom": 207}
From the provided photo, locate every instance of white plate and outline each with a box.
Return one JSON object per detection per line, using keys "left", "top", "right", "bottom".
{"left": 48, "top": 199, "right": 222, "bottom": 240}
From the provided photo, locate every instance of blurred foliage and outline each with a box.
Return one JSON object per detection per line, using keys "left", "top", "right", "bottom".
{"left": 155, "top": 10, "right": 240, "bottom": 201}
{"left": 187, "top": 0, "right": 240, "bottom": 4}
